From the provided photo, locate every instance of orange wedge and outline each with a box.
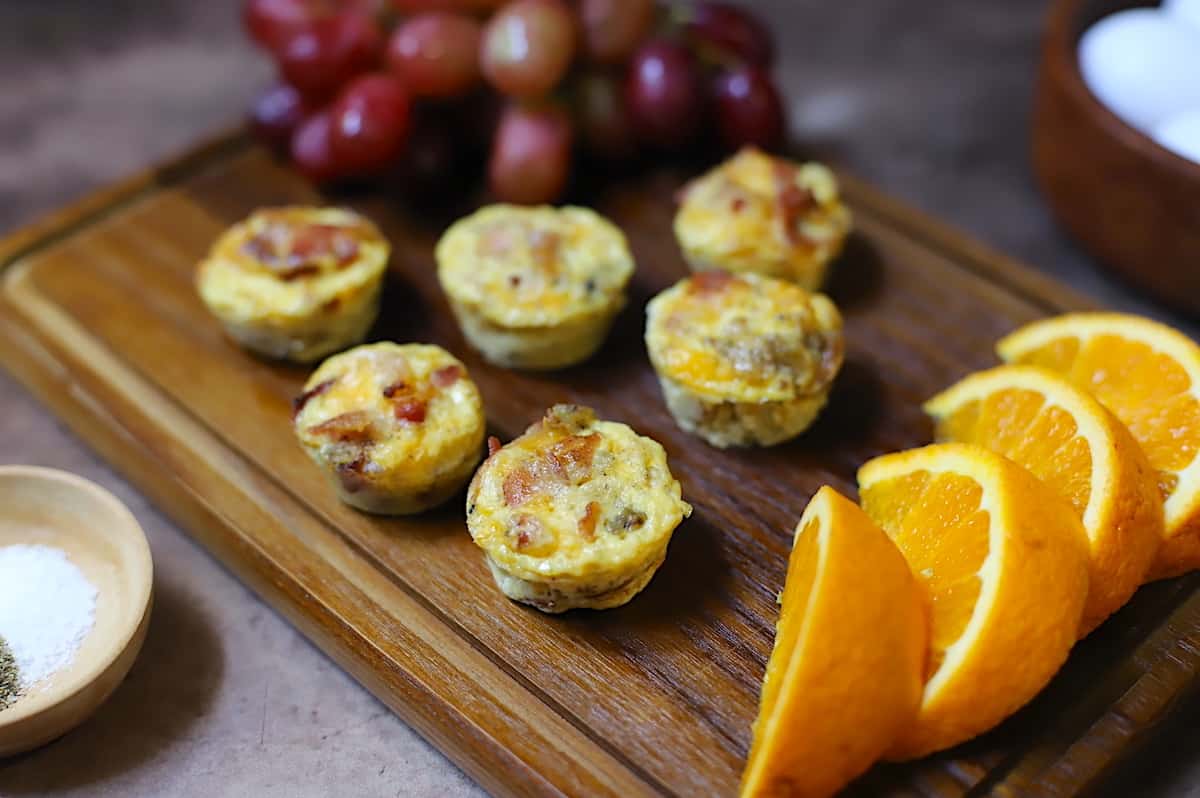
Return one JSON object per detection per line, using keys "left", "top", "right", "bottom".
{"left": 925, "top": 365, "right": 1163, "bottom": 633}
{"left": 857, "top": 444, "right": 1089, "bottom": 760}
{"left": 998, "top": 313, "right": 1200, "bottom": 579}
{"left": 741, "top": 486, "right": 925, "bottom": 798}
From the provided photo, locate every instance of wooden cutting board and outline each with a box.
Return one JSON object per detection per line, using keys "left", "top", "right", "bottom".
{"left": 2, "top": 131, "right": 1198, "bottom": 797}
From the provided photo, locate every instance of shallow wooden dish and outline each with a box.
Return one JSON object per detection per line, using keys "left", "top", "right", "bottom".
{"left": 0, "top": 466, "right": 153, "bottom": 757}
{"left": 1033, "top": 0, "right": 1200, "bottom": 314}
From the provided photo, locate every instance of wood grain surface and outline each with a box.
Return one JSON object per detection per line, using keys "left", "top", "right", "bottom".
{"left": 1, "top": 133, "right": 1197, "bottom": 797}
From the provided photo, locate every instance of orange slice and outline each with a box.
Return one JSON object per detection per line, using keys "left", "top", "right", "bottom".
{"left": 741, "top": 486, "right": 925, "bottom": 797}
{"left": 998, "top": 313, "right": 1200, "bottom": 579}
{"left": 925, "top": 365, "right": 1163, "bottom": 633}
{"left": 857, "top": 444, "right": 1089, "bottom": 759}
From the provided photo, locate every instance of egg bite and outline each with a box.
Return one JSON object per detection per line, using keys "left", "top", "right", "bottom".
{"left": 645, "top": 271, "right": 844, "bottom": 448}
{"left": 293, "top": 342, "right": 485, "bottom": 515}
{"left": 674, "top": 147, "right": 852, "bottom": 290}
{"left": 197, "top": 206, "right": 389, "bottom": 363}
{"left": 435, "top": 205, "right": 635, "bottom": 370}
{"left": 466, "top": 404, "right": 692, "bottom": 613}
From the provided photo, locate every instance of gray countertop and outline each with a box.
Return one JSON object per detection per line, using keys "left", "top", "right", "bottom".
{"left": 0, "top": 1, "right": 1196, "bottom": 795}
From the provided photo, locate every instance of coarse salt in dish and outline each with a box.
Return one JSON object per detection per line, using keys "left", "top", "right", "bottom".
{"left": 0, "top": 544, "right": 98, "bottom": 702}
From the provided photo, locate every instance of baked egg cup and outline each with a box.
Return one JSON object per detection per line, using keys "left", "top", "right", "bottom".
{"left": 293, "top": 342, "right": 485, "bottom": 515}
{"left": 674, "top": 147, "right": 852, "bottom": 291}
{"left": 466, "top": 404, "right": 691, "bottom": 613}
{"left": 436, "top": 205, "right": 635, "bottom": 370}
{"left": 197, "top": 206, "right": 389, "bottom": 363}
{"left": 645, "top": 271, "right": 844, "bottom": 448}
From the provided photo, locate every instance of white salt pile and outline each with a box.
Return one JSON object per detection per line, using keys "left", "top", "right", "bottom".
{"left": 1079, "top": 0, "right": 1200, "bottom": 164}
{"left": 0, "top": 544, "right": 98, "bottom": 702}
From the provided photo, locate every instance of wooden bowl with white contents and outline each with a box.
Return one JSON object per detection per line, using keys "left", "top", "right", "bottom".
{"left": 0, "top": 466, "right": 153, "bottom": 757}
{"left": 1033, "top": 0, "right": 1200, "bottom": 313}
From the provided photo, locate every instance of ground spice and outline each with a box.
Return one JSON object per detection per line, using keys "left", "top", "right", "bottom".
{"left": 0, "top": 636, "right": 19, "bottom": 711}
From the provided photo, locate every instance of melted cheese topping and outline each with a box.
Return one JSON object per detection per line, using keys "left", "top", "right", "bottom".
{"left": 468, "top": 405, "right": 691, "bottom": 582}
{"left": 645, "top": 272, "right": 844, "bottom": 403}
{"left": 674, "top": 147, "right": 851, "bottom": 282}
{"left": 294, "top": 343, "right": 484, "bottom": 485}
{"left": 436, "top": 205, "right": 635, "bottom": 328}
{"left": 198, "top": 206, "right": 389, "bottom": 322}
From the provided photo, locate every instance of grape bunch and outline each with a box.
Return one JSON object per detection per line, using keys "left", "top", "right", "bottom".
{"left": 245, "top": 0, "right": 785, "bottom": 204}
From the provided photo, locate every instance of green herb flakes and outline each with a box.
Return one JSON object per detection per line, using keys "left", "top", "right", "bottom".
{"left": 0, "top": 636, "right": 20, "bottom": 711}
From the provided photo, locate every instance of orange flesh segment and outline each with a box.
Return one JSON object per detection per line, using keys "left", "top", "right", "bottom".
{"left": 1017, "top": 335, "right": 1079, "bottom": 372}
{"left": 862, "top": 472, "right": 988, "bottom": 679}
{"left": 939, "top": 389, "right": 1093, "bottom": 517}
{"left": 756, "top": 517, "right": 821, "bottom": 730}
{"left": 1023, "top": 334, "right": 1200, "bottom": 493}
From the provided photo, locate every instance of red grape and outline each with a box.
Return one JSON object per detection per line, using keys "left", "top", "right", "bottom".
{"left": 250, "top": 82, "right": 312, "bottom": 151}
{"left": 480, "top": 0, "right": 576, "bottom": 98}
{"left": 489, "top": 103, "right": 572, "bottom": 204}
{"left": 389, "top": 0, "right": 506, "bottom": 11}
{"left": 329, "top": 74, "right": 411, "bottom": 174}
{"left": 244, "top": 0, "right": 381, "bottom": 52}
{"left": 574, "top": 70, "right": 637, "bottom": 161}
{"left": 387, "top": 13, "right": 482, "bottom": 98}
{"left": 712, "top": 66, "right": 785, "bottom": 149}
{"left": 279, "top": 11, "right": 383, "bottom": 100}
{"left": 244, "top": 0, "right": 338, "bottom": 51}
{"left": 578, "top": 0, "right": 655, "bottom": 64}
{"left": 686, "top": 2, "right": 775, "bottom": 67}
{"left": 291, "top": 110, "right": 345, "bottom": 183}
{"left": 625, "top": 39, "right": 705, "bottom": 148}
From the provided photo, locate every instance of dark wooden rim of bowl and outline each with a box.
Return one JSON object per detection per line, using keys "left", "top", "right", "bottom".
{"left": 1045, "top": 0, "right": 1200, "bottom": 183}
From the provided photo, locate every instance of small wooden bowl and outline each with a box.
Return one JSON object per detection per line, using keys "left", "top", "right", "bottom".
{"left": 0, "top": 466, "right": 152, "bottom": 757}
{"left": 1033, "top": 0, "right": 1200, "bottom": 314}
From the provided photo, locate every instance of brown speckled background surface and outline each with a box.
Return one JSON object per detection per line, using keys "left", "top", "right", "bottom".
{"left": 0, "top": 1, "right": 1196, "bottom": 795}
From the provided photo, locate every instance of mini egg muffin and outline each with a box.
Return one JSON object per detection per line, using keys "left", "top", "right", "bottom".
{"left": 293, "top": 342, "right": 485, "bottom": 515}
{"left": 467, "top": 404, "right": 691, "bottom": 613}
{"left": 197, "top": 206, "right": 389, "bottom": 363}
{"left": 674, "top": 147, "right": 852, "bottom": 290}
{"left": 645, "top": 271, "right": 844, "bottom": 448}
{"left": 436, "top": 205, "right": 635, "bottom": 370}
